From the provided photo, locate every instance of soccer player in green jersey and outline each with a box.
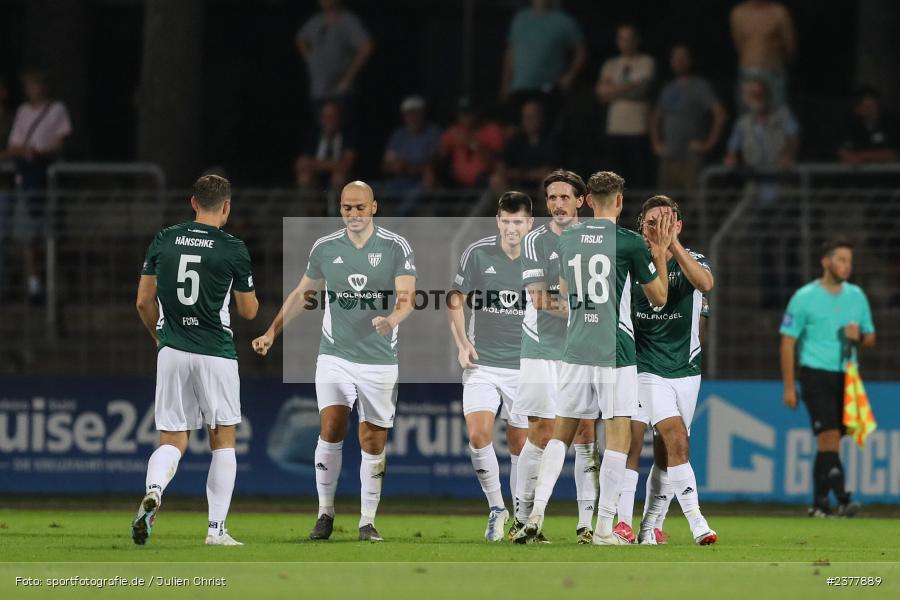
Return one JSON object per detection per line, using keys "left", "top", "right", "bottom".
{"left": 448, "top": 191, "right": 533, "bottom": 541}
{"left": 133, "top": 175, "right": 259, "bottom": 546}
{"left": 515, "top": 171, "right": 672, "bottom": 545}
{"left": 619, "top": 196, "right": 718, "bottom": 545}
{"left": 252, "top": 181, "right": 417, "bottom": 542}
{"left": 511, "top": 170, "right": 600, "bottom": 544}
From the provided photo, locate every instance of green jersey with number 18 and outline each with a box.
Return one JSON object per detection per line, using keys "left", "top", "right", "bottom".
{"left": 557, "top": 219, "right": 657, "bottom": 367}
{"left": 305, "top": 226, "right": 417, "bottom": 365}
{"left": 633, "top": 250, "right": 711, "bottom": 378}
{"left": 142, "top": 221, "right": 255, "bottom": 359}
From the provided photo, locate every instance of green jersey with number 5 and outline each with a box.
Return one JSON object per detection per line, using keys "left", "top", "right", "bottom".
{"left": 142, "top": 221, "right": 255, "bottom": 359}
{"left": 557, "top": 219, "right": 657, "bottom": 367}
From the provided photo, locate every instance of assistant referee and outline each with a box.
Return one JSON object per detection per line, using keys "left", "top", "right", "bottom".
{"left": 779, "top": 238, "right": 875, "bottom": 517}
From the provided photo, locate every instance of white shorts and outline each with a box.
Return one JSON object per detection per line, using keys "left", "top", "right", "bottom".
{"left": 513, "top": 358, "right": 562, "bottom": 419}
{"left": 638, "top": 372, "right": 702, "bottom": 434}
{"left": 315, "top": 354, "right": 399, "bottom": 428}
{"left": 462, "top": 364, "right": 527, "bottom": 429}
{"left": 155, "top": 346, "right": 241, "bottom": 431}
{"left": 558, "top": 363, "right": 637, "bottom": 420}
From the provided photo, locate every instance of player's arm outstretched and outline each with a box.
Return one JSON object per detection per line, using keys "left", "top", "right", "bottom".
{"left": 136, "top": 275, "right": 160, "bottom": 345}
{"left": 252, "top": 274, "right": 323, "bottom": 356}
{"left": 373, "top": 275, "right": 416, "bottom": 336}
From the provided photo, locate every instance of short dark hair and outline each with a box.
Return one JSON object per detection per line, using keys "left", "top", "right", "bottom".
{"left": 193, "top": 174, "right": 231, "bottom": 209}
{"left": 822, "top": 237, "right": 853, "bottom": 258}
{"left": 543, "top": 169, "right": 586, "bottom": 199}
{"left": 637, "top": 195, "right": 682, "bottom": 230}
{"left": 497, "top": 191, "right": 532, "bottom": 216}
{"left": 587, "top": 171, "right": 625, "bottom": 199}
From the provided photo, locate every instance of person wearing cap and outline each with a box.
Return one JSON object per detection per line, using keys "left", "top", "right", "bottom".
{"left": 381, "top": 96, "right": 441, "bottom": 194}
{"left": 439, "top": 98, "right": 505, "bottom": 189}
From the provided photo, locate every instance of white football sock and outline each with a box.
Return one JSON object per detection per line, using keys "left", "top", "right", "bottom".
{"left": 359, "top": 450, "right": 386, "bottom": 528}
{"left": 207, "top": 448, "right": 236, "bottom": 538}
{"left": 531, "top": 439, "right": 567, "bottom": 517}
{"left": 509, "top": 453, "right": 519, "bottom": 517}
{"left": 641, "top": 463, "right": 668, "bottom": 531}
{"left": 668, "top": 462, "right": 707, "bottom": 533}
{"left": 596, "top": 449, "right": 626, "bottom": 536}
{"left": 315, "top": 437, "right": 343, "bottom": 518}
{"left": 617, "top": 468, "right": 639, "bottom": 528}
{"left": 515, "top": 439, "right": 543, "bottom": 523}
{"left": 656, "top": 483, "right": 674, "bottom": 531}
{"left": 573, "top": 442, "right": 599, "bottom": 530}
{"left": 145, "top": 444, "right": 182, "bottom": 498}
{"left": 469, "top": 444, "right": 504, "bottom": 509}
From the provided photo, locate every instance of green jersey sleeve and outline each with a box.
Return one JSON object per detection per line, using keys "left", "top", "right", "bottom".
{"left": 393, "top": 248, "right": 417, "bottom": 278}
{"left": 231, "top": 240, "right": 255, "bottom": 292}
{"left": 452, "top": 247, "right": 477, "bottom": 294}
{"left": 631, "top": 240, "right": 657, "bottom": 285}
{"left": 305, "top": 242, "right": 325, "bottom": 280}
{"left": 141, "top": 231, "right": 163, "bottom": 276}
{"left": 780, "top": 290, "right": 807, "bottom": 338}
{"left": 521, "top": 230, "right": 549, "bottom": 287}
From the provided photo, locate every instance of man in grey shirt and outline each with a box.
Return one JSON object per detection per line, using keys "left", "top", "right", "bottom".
{"left": 296, "top": 0, "right": 373, "bottom": 106}
{"left": 651, "top": 45, "right": 727, "bottom": 193}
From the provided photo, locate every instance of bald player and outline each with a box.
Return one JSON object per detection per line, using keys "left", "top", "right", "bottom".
{"left": 253, "top": 181, "right": 417, "bottom": 542}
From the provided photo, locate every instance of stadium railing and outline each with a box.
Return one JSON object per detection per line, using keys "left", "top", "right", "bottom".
{"left": 1, "top": 162, "right": 897, "bottom": 380}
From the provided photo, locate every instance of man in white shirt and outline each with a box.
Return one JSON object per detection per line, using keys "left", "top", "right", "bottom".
{"left": 596, "top": 25, "right": 655, "bottom": 189}
{"left": 6, "top": 70, "right": 71, "bottom": 302}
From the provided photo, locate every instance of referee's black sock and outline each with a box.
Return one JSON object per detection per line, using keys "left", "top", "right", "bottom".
{"left": 813, "top": 452, "right": 830, "bottom": 508}
{"left": 820, "top": 451, "right": 848, "bottom": 504}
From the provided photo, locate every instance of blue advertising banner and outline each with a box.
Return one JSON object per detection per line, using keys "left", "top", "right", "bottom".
{"left": 1, "top": 378, "right": 898, "bottom": 504}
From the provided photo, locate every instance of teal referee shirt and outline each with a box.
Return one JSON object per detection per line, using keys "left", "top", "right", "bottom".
{"left": 780, "top": 280, "right": 875, "bottom": 373}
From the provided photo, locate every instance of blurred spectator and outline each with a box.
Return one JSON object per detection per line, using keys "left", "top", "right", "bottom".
{"left": 295, "top": 101, "right": 356, "bottom": 193}
{"left": 491, "top": 100, "right": 559, "bottom": 193}
{"left": 596, "top": 24, "right": 655, "bottom": 189}
{"left": 724, "top": 78, "right": 798, "bottom": 170}
{"left": 382, "top": 96, "right": 440, "bottom": 190}
{"left": 651, "top": 44, "right": 728, "bottom": 193}
{"left": 379, "top": 95, "right": 441, "bottom": 216}
{"left": 439, "top": 98, "right": 504, "bottom": 188}
{"left": 500, "top": 0, "right": 586, "bottom": 121}
{"left": 6, "top": 70, "right": 71, "bottom": 302}
{"left": 838, "top": 86, "right": 899, "bottom": 165}
{"left": 730, "top": 0, "right": 795, "bottom": 108}
{"left": 296, "top": 0, "right": 373, "bottom": 111}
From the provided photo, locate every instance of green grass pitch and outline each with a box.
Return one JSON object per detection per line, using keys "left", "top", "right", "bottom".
{"left": 1, "top": 508, "right": 898, "bottom": 599}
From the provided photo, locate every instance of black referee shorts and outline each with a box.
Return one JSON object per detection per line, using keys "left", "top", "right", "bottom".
{"left": 798, "top": 366, "right": 846, "bottom": 436}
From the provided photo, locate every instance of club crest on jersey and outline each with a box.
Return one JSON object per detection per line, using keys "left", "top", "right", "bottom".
{"left": 498, "top": 290, "right": 519, "bottom": 308}
{"left": 348, "top": 274, "right": 368, "bottom": 291}
{"left": 368, "top": 252, "right": 382, "bottom": 267}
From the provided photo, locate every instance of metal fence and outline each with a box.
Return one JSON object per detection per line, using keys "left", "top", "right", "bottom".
{"left": 0, "top": 162, "right": 898, "bottom": 379}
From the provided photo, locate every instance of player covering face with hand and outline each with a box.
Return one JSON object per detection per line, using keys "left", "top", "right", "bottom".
{"left": 619, "top": 196, "right": 718, "bottom": 546}
{"left": 252, "top": 181, "right": 417, "bottom": 542}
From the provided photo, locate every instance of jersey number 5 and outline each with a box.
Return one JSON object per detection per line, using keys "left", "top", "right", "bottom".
{"left": 567, "top": 253, "right": 611, "bottom": 304}
{"left": 177, "top": 254, "right": 202, "bottom": 305}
